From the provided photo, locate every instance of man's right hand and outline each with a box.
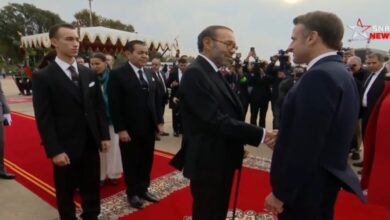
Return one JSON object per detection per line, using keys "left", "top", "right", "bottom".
{"left": 264, "top": 130, "right": 278, "bottom": 150}
{"left": 173, "top": 97, "right": 180, "bottom": 104}
{"left": 118, "top": 130, "right": 131, "bottom": 142}
{"left": 52, "top": 152, "right": 70, "bottom": 167}
{"left": 171, "top": 81, "right": 179, "bottom": 87}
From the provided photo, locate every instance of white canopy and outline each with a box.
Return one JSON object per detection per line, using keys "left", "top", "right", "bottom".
{"left": 20, "top": 26, "right": 178, "bottom": 52}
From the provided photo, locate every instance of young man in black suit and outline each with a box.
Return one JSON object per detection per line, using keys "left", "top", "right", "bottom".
{"left": 107, "top": 40, "right": 160, "bottom": 209}
{"left": 264, "top": 11, "right": 366, "bottom": 220}
{"left": 32, "top": 24, "right": 110, "bottom": 220}
{"left": 171, "top": 25, "right": 275, "bottom": 220}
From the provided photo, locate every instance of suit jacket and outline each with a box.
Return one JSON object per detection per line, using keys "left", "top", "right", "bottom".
{"left": 151, "top": 70, "right": 169, "bottom": 104}
{"left": 248, "top": 71, "right": 272, "bottom": 104}
{"left": 151, "top": 70, "right": 168, "bottom": 124}
{"left": 353, "top": 68, "right": 369, "bottom": 99}
{"left": 167, "top": 68, "right": 180, "bottom": 108}
{"left": 32, "top": 62, "right": 110, "bottom": 159}
{"left": 107, "top": 63, "right": 158, "bottom": 136}
{"left": 361, "top": 67, "right": 387, "bottom": 125}
{"left": 171, "top": 56, "right": 264, "bottom": 180}
{"left": 270, "top": 55, "right": 366, "bottom": 205}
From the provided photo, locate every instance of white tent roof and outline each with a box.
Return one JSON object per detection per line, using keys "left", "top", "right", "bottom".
{"left": 21, "top": 26, "right": 178, "bottom": 51}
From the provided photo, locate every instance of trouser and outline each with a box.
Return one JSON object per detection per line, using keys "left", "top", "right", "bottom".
{"left": 120, "top": 132, "right": 155, "bottom": 197}
{"left": 54, "top": 147, "right": 100, "bottom": 220}
{"left": 190, "top": 170, "right": 235, "bottom": 220}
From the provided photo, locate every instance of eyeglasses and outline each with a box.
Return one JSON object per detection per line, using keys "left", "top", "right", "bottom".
{"left": 211, "top": 38, "right": 238, "bottom": 50}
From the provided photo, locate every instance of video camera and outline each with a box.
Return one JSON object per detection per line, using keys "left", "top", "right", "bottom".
{"left": 270, "top": 49, "right": 291, "bottom": 72}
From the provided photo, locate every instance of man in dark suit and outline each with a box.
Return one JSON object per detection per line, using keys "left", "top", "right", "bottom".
{"left": 107, "top": 40, "right": 160, "bottom": 209}
{"left": 167, "top": 57, "right": 188, "bottom": 137}
{"left": 32, "top": 24, "right": 110, "bottom": 220}
{"left": 248, "top": 64, "right": 272, "bottom": 127}
{"left": 151, "top": 58, "right": 169, "bottom": 138}
{"left": 360, "top": 53, "right": 387, "bottom": 135}
{"left": 347, "top": 56, "right": 369, "bottom": 160}
{"left": 264, "top": 11, "right": 366, "bottom": 220}
{"left": 353, "top": 53, "right": 387, "bottom": 168}
{"left": 171, "top": 25, "right": 274, "bottom": 220}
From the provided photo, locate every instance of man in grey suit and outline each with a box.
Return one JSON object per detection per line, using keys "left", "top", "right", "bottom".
{"left": 0, "top": 79, "right": 14, "bottom": 179}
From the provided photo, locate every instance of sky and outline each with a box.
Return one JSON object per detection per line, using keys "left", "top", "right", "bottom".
{"left": 1, "top": 0, "right": 389, "bottom": 59}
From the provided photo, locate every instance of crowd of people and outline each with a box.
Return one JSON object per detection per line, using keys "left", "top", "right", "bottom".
{"left": 0, "top": 9, "right": 389, "bottom": 220}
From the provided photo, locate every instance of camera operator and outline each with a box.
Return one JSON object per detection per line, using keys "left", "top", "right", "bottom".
{"left": 242, "top": 51, "right": 258, "bottom": 118}
{"left": 248, "top": 60, "right": 272, "bottom": 127}
{"left": 266, "top": 51, "right": 291, "bottom": 129}
{"left": 231, "top": 63, "right": 251, "bottom": 116}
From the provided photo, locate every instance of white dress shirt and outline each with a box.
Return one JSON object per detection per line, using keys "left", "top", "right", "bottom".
{"left": 178, "top": 69, "right": 183, "bottom": 83}
{"left": 129, "top": 62, "right": 149, "bottom": 84}
{"left": 157, "top": 71, "right": 167, "bottom": 93}
{"left": 307, "top": 51, "right": 338, "bottom": 71}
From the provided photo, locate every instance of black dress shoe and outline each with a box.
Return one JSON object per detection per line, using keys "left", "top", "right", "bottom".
{"left": 353, "top": 161, "right": 363, "bottom": 167}
{"left": 160, "top": 132, "right": 169, "bottom": 136}
{"left": 140, "top": 191, "right": 160, "bottom": 203}
{"left": 0, "top": 172, "right": 15, "bottom": 179}
{"left": 173, "top": 132, "right": 179, "bottom": 137}
{"left": 127, "top": 195, "right": 143, "bottom": 209}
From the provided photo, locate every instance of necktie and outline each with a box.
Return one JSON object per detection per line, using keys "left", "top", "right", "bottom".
{"left": 68, "top": 66, "right": 79, "bottom": 86}
{"left": 138, "top": 69, "right": 148, "bottom": 90}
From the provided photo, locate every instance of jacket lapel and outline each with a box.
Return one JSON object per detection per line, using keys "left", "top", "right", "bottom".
{"left": 52, "top": 62, "right": 82, "bottom": 104}
{"left": 197, "top": 56, "right": 243, "bottom": 116}
{"left": 126, "top": 63, "right": 143, "bottom": 90}
{"left": 78, "top": 65, "right": 90, "bottom": 105}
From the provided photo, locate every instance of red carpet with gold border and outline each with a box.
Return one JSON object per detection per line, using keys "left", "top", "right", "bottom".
{"left": 4, "top": 113, "right": 389, "bottom": 219}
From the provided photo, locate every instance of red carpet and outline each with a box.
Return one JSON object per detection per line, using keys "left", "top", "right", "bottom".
{"left": 4, "top": 112, "right": 389, "bottom": 219}
{"left": 4, "top": 112, "right": 174, "bottom": 209}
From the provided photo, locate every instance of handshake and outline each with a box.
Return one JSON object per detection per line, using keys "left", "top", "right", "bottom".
{"left": 264, "top": 130, "right": 278, "bottom": 150}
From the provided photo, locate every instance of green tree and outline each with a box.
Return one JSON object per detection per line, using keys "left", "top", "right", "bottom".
{"left": 73, "top": 9, "right": 100, "bottom": 27}
{"left": 73, "top": 9, "right": 134, "bottom": 32}
{"left": 0, "top": 3, "right": 64, "bottom": 61}
{"left": 100, "top": 19, "right": 134, "bottom": 32}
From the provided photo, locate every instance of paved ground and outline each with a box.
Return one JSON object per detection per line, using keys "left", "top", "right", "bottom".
{"left": 0, "top": 77, "right": 361, "bottom": 219}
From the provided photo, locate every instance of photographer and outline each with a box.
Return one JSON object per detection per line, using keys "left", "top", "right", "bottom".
{"left": 248, "top": 60, "right": 272, "bottom": 127}
{"left": 266, "top": 50, "right": 292, "bottom": 129}
{"left": 231, "top": 63, "right": 251, "bottom": 116}
{"left": 242, "top": 51, "right": 257, "bottom": 118}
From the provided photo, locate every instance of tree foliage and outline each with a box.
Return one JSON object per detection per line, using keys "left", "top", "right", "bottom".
{"left": 0, "top": 3, "right": 64, "bottom": 60}
{"left": 73, "top": 9, "right": 134, "bottom": 32}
